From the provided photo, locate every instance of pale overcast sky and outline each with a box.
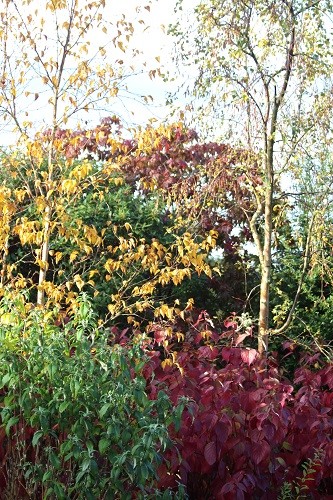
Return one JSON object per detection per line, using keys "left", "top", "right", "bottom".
{"left": 0, "top": 0, "right": 190, "bottom": 145}
{"left": 111, "top": 0, "right": 179, "bottom": 125}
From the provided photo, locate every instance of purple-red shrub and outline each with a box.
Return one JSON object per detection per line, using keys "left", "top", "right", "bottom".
{"left": 142, "top": 313, "right": 333, "bottom": 499}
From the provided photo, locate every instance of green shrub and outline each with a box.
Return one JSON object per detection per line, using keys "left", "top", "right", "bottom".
{"left": 0, "top": 293, "right": 179, "bottom": 498}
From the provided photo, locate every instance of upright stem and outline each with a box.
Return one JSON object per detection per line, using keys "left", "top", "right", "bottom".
{"left": 37, "top": 204, "right": 51, "bottom": 306}
{"left": 257, "top": 7, "right": 295, "bottom": 353}
{"left": 0, "top": 237, "right": 9, "bottom": 287}
{"left": 36, "top": 1, "right": 75, "bottom": 306}
{"left": 37, "top": 130, "right": 55, "bottom": 306}
{"left": 258, "top": 164, "right": 273, "bottom": 353}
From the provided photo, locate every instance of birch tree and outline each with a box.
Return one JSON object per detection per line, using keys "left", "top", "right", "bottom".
{"left": 171, "top": 0, "right": 333, "bottom": 352}
{"left": 0, "top": 0, "right": 150, "bottom": 306}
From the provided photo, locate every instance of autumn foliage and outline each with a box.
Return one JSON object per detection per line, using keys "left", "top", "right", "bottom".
{"left": 1, "top": 0, "right": 333, "bottom": 497}
{"left": 144, "top": 316, "right": 333, "bottom": 498}
{"left": 1, "top": 117, "right": 332, "bottom": 498}
{"left": 61, "top": 118, "right": 260, "bottom": 239}
{"left": 0, "top": 303, "right": 332, "bottom": 498}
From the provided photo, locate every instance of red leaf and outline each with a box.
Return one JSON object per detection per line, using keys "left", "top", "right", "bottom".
{"left": 252, "top": 440, "right": 271, "bottom": 465}
{"left": 214, "top": 421, "right": 229, "bottom": 444}
{"left": 198, "top": 345, "right": 218, "bottom": 360}
{"left": 234, "top": 332, "right": 250, "bottom": 346}
{"left": 224, "top": 319, "right": 237, "bottom": 329}
{"left": 221, "top": 347, "right": 232, "bottom": 362}
{"left": 218, "top": 459, "right": 226, "bottom": 479}
{"left": 204, "top": 441, "right": 217, "bottom": 465}
{"left": 241, "top": 348, "right": 257, "bottom": 365}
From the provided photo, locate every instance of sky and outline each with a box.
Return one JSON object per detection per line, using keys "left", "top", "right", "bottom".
{"left": 103, "top": 0, "right": 197, "bottom": 132}
{"left": 108, "top": 0, "right": 199, "bottom": 127}
{"left": 110, "top": 0, "right": 180, "bottom": 125}
{"left": 0, "top": 0, "right": 189, "bottom": 145}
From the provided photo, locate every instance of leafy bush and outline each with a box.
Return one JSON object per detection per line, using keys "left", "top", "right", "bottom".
{"left": 0, "top": 293, "right": 181, "bottom": 498}
{"left": 143, "top": 314, "right": 333, "bottom": 499}
{"left": 1, "top": 291, "right": 332, "bottom": 499}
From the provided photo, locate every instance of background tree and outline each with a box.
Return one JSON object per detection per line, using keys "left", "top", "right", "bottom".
{"left": 61, "top": 120, "right": 260, "bottom": 322}
{"left": 270, "top": 149, "right": 333, "bottom": 359}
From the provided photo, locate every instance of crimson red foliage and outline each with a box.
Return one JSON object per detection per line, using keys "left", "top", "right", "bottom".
{"left": 142, "top": 313, "right": 333, "bottom": 499}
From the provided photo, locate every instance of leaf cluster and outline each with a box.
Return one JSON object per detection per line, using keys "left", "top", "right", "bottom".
{"left": 141, "top": 315, "right": 333, "bottom": 497}
{"left": 0, "top": 293, "right": 181, "bottom": 498}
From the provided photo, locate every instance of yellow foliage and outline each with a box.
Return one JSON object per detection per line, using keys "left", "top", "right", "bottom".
{"left": 161, "top": 359, "right": 173, "bottom": 370}
{"left": 14, "top": 189, "right": 27, "bottom": 203}
{"left": 89, "top": 269, "right": 99, "bottom": 278}
{"left": 35, "top": 259, "right": 49, "bottom": 271}
{"left": 70, "top": 162, "right": 93, "bottom": 181}
{"left": 83, "top": 225, "right": 102, "bottom": 246}
{"left": 154, "top": 304, "right": 174, "bottom": 320}
{"left": 69, "top": 251, "right": 79, "bottom": 263}
{"left": 38, "top": 281, "right": 65, "bottom": 305}
{"left": 55, "top": 251, "right": 62, "bottom": 264}
{"left": 35, "top": 196, "right": 47, "bottom": 213}
{"left": 61, "top": 179, "right": 78, "bottom": 195}
{"left": 73, "top": 275, "right": 85, "bottom": 291}
{"left": 46, "top": 0, "right": 67, "bottom": 10}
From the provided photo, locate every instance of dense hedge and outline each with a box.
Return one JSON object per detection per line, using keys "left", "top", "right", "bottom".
{"left": 0, "top": 295, "right": 332, "bottom": 498}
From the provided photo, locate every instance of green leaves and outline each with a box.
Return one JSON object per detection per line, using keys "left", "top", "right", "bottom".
{"left": 32, "top": 430, "right": 44, "bottom": 447}
{"left": 98, "top": 437, "right": 110, "bottom": 454}
{"left": 4, "top": 415, "right": 19, "bottom": 436}
{"left": 0, "top": 293, "right": 175, "bottom": 497}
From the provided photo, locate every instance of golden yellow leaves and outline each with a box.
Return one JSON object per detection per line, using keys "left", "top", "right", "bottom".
{"left": 69, "top": 250, "right": 79, "bottom": 264}
{"left": 54, "top": 251, "right": 63, "bottom": 264}
{"left": 70, "top": 162, "right": 92, "bottom": 181}
{"left": 61, "top": 179, "right": 78, "bottom": 195}
{"left": 37, "top": 281, "right": 68, "bottom": 306}
{"left": 72, "top": 61, "right": 90, "bottom": 85}
{"left": 154, "top": 304, "right": 175, "bottom": 320}
{"left": 14, "top": 219, "right": 42, "bottom": 246}
{"left": 161, "top": 352, "right": 184, "bottom": 375}
{"left": 35, "top": 258, "right": 49, "bottom": 271}
{"left": 14, "top": 189, "right": 27, "bottom": 203}
{"left": 136, "top": 124, "right": 184, "bottom": 154}
{"left": 104, "top": 229, "right": 218, "bottom": 321}
{"left": 0, "top": 189, "right": 16, "bottom": 251}
{"left": 35, "top": 196, "right": 47, "bottom": 213}
{"left": 132, "top": 282, "right": 155, "bottom": 297}
{"left": 73, "top": 274, "right": 85, "bottom": 291}
{"left": 46, "top": 0, "right": 67, "bottom": 11}
{"left": 83, "top": 225, "right": 102, "bottom": 246}
{"left": 112, "top": 177, "right": 123, "bottom": 187}
{"left": 117, "top": 41, "right": 125, "bottom": 53}
{"left": 26, "top": 140, "right": 45, "bottom": 166}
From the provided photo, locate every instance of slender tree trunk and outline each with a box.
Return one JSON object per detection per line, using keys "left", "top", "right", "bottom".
{"left": 37, "top": 122, "right": 56, "bottom": 306}
{"left": 37, "top": 203, "right": 51, "bottom": 306}
{"left": 258, "top": 175, "right": 273, "bottom": 353}
{"left": 36, "top": 127, "right": 55, "bottom": 306}
{"left": 257, "top": 16, "right": 295, "bottom": 353}
{"left": 0, "top": 237, "right": 9, "bottom": 287}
